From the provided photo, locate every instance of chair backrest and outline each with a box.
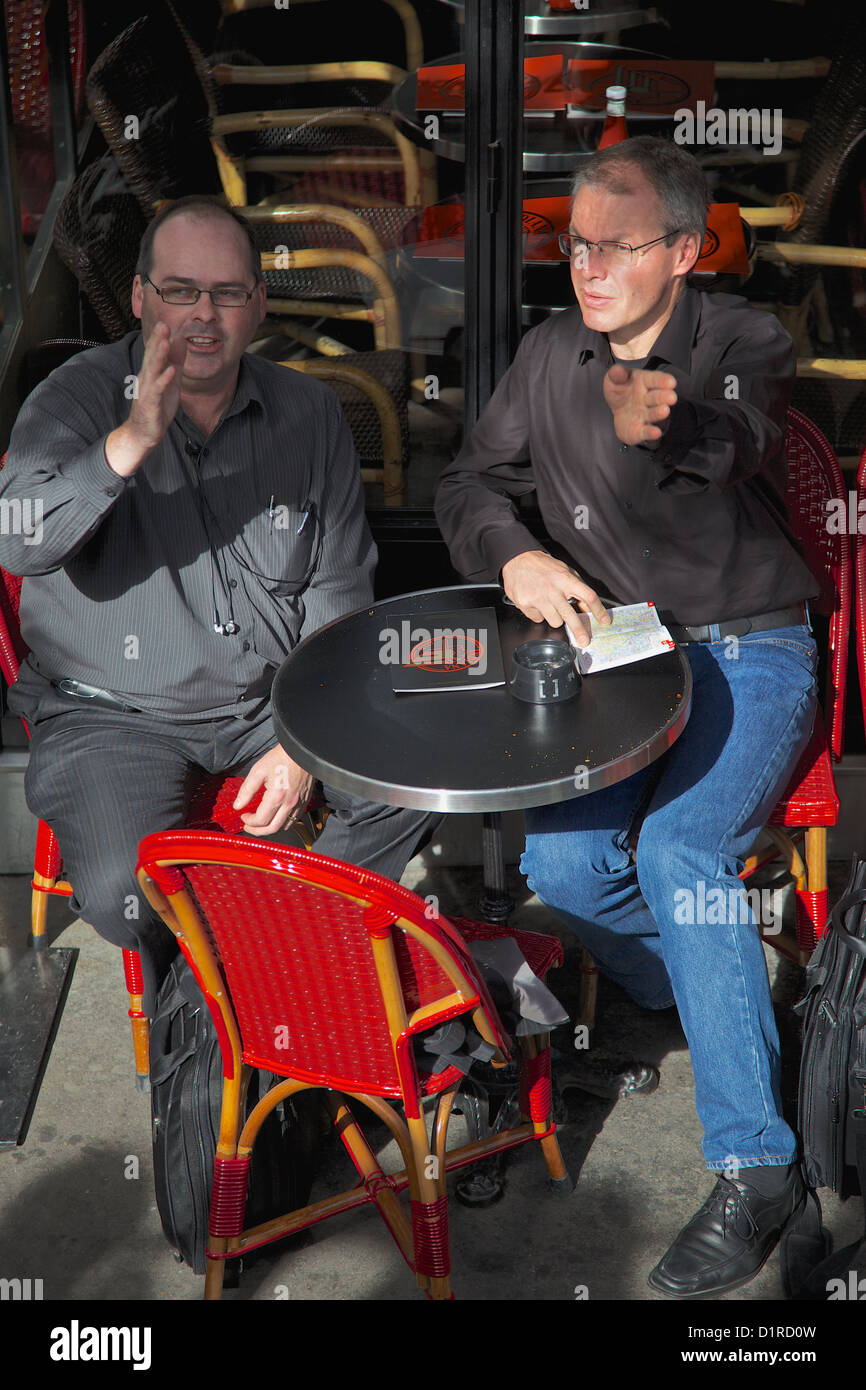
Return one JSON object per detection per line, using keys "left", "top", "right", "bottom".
{"left": 86, "top": 12, "right": 223, "bottom": 214}
{"left": 52, "top": 156, "right": 147, "bottom": 340}
{"left": 784, "top": 406, "right": 851, "bottom": 759}
{"left": 856, "top": 443, "right": 866, "bottom": 740}
{"left": 137, "top": 830, "right": 510, "bottom": 1103}
{"left": 0, "top": 454, "right": 28, "bottom": 687}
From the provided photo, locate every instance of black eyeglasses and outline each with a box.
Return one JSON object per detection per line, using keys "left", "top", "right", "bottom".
{"left": 142, "top": 275, "right": 256, "bottom": 307}
{"left": 557, "top": 231, "right": 681, "bottom": 268}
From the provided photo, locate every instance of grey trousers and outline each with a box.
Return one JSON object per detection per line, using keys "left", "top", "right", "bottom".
{"left": 21, "top": 689, "right": 442, "bottom": 1014}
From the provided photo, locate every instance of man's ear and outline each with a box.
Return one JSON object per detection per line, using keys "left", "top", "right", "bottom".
{"left": 131, "top": 274, "right": 144, "bottom": 320}
{"left": 675, "top": 232, "right": 703, "bottom": 279}
{"left": 255, "top": 279, "right": 267, "bottom": 325}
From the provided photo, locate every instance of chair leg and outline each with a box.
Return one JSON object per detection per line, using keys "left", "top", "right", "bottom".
{"left": 577, "top": 945, "right": 598, "bottom": 1030}
{"left": 205, "top": 1154, "right": 251, "bottom": 1300}
{"left": 30, "top": 881, "right": 50, "bottom": 949}
{"left": 519, "top": 1034, "right": 573, "bottom": 1192}
{"left": 121, "top": 949, "right": 151, "bottom": 1092}
{"left": 796, "top": 826, "right": 829, "bottom": 959}
{"left": 406, "top": 1112, "right": 452, "bottom": 1300}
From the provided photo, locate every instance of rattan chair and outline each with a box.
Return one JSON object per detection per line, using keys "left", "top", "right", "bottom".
{"left": 52, "top": 155, "right": 147, "bottom": 339}
{"left": 136, "top": 829, "right": 570, "bottom": 1300}
{"left": 281, "top": 354, "right": 406, "bottom": 504}
{"left": 856, "top": 442, "right": 866, "bottom": 741}
{"left": 217, "top": 0, "right": 424, "bottom": 71}
{"left": 738, "top": 409, "right": 851, "bottom": 963}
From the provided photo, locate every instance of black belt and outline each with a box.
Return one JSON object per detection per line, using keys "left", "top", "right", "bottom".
{"left": 664, "top": 603, "right": 807, "bottom": 645}
{"left": 53, "top": 679, "right": 143, "bottom": 713}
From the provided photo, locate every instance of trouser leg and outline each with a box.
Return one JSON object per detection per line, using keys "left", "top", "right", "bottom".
{"left": 24, "top": 711, "right": 198, "bottom": 1014}
{"left": 522, "top": 629, "right": 818, "bottom": 1168}
{"left": 522, "top": 764, "right": 675, "bottom": 1008}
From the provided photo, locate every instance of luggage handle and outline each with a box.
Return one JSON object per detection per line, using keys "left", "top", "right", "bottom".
{"left": 828, "top": 887, "right": 866, "bottom": 960}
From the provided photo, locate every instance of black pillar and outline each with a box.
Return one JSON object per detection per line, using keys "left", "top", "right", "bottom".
{"left": 463, "top": 0, "right": 524, "bottom": 429}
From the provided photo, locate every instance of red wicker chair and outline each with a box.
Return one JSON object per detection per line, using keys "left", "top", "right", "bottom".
{"left": 739, "top": 406, "right": 851, "bottom": 962}
{"left": 856, "top": 441, "right": 866, "bottom": 736}
{"left": 136, "top": 829, "right": 569, "bottom": 1300}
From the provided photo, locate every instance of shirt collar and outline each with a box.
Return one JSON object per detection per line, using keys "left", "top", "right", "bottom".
{"left": 575, "top": 286, "right": 701, "bottom": 370}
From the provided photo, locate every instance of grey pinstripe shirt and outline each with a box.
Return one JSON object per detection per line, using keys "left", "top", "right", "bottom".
{"left": 0, "top": 334, "right": 376, "bottom": 720}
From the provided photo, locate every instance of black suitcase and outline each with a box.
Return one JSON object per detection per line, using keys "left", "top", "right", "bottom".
{"left": 796, "top": 855, "right": 866, "bottom": 1199}
{"left": 149, "top": 954, "right": 319, "bottom": 1276}
{"left": 783, "top": 856, "right": 866, "bottom": 1298}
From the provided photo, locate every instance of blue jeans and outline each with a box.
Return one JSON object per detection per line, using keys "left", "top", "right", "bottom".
{"left": 521, "top": 625, "right": 818, "bottom": 1170}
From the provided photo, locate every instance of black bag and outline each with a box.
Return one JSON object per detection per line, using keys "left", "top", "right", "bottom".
{"left": 149, "top": 955, "right": 319, "bottom": 1276}
{"left": 784, "top": 856, "right": 866, "bottom": 1298}
{"left": 796, "top": 855, "right": 866, "bottom": 1200}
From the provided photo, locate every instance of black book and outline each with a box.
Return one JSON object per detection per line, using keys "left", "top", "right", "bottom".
{"left": 383, "top": 607, "right": 506, "bottom": 693}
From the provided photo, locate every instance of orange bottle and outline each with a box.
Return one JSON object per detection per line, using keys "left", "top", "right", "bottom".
{"left": 598, "top": 85, "right": 628, "bottom": 148}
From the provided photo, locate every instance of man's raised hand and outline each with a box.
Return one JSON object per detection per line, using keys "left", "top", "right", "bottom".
{"left": 104, "top": 324, "right": 186, "bottom": 477}
{"left": 603, "top": 364, "right": 678, "bottom": 447}
{"left": 501, "top": 550, "right": 610, "bottom": 648}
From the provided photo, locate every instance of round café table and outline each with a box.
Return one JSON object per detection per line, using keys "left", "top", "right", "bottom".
{"left": 437, "top": 0, "right": 660, "bottom": 39}
{"left": 391, "top": 44, "right": 671, "bottom": 171}
{"left": 272, "top": 580, "right": 691, "bottom": 840}
{"left": 273, "top": 583, "right": 692, "bottom": 1189}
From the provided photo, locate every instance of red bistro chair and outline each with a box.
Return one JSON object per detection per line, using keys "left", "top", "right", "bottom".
{"left": 0, "top": 562, "right": 284, "bottom": 1088}
{"left": 136, "top": 830, "right": 570, "bottom": 1300}
{"left": 856, "top": 441, "right": 866, "bottom": 736}
{"left": 740, "top": 406, "right": 851, "bottom": 962}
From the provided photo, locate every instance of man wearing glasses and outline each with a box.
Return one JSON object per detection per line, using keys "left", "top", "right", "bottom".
{"left": 436, "top": 137, "right": 819, "bottom": 1298}
{"left": 0, "top": 196, "right": 438, "bottom": 1016}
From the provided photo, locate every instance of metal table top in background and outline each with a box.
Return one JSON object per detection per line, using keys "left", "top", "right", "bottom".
{"left": 390, "top": 44, "right": 670, "bottom": 171}
{"left": 272, "top": 585, "right": 692, "bottom": 814}
{"left": 437, "top": 0, "right": 660, "bottom": 37}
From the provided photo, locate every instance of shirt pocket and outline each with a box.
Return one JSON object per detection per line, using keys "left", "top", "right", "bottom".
{"left": 237, "top": 504, "right": 320, "bottom": 597}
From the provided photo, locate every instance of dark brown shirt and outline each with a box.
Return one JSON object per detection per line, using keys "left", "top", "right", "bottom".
{"left": 435, "top": 289, "right": 818, "bottom": 626}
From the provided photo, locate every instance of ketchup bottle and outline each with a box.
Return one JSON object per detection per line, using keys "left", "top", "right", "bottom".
{"left": 598, "top": 85, "right": 628, "bottom": 148}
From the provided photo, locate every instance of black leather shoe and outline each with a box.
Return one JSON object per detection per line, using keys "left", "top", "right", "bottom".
{"left": 648, "top": 1167, "right": 806, "bottom": 1298}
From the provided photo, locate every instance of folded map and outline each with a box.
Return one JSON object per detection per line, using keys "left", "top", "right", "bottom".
{"left": 566, "top": 601, "right": 675, "bottom": 673}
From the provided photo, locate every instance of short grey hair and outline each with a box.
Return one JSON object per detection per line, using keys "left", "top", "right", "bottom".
{"left": 135, "top": 196, "right": 263, "bottom": 285}
{"left": 570, "top": 135, "right": 707, "bottom": 244}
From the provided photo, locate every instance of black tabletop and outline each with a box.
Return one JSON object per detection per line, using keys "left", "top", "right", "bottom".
{"left": 273, "top": 585, "right": 692, "bottom": 813}
{"left": 391, "top": 44, "right": 670, "bottom": 171}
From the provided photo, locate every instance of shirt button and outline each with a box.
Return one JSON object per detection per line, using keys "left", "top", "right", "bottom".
{"left": 641, "top": 548, "right": 652, "bottom": 559}
{"left": 620, "top": 444, "right": 628, "bottom": 453}
{"left": 624, "top": 501, "right": 633, "bottom": 510}
{"left": 229, "top": 579, "right": 237, "bottom": 589}
{"left": 242, "top": 641, "right": 250, "bottom": 652}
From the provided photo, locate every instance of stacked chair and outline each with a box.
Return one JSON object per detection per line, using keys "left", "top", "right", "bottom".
{"left": 66, "top": 3, "right": 415, "bottom": 503}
